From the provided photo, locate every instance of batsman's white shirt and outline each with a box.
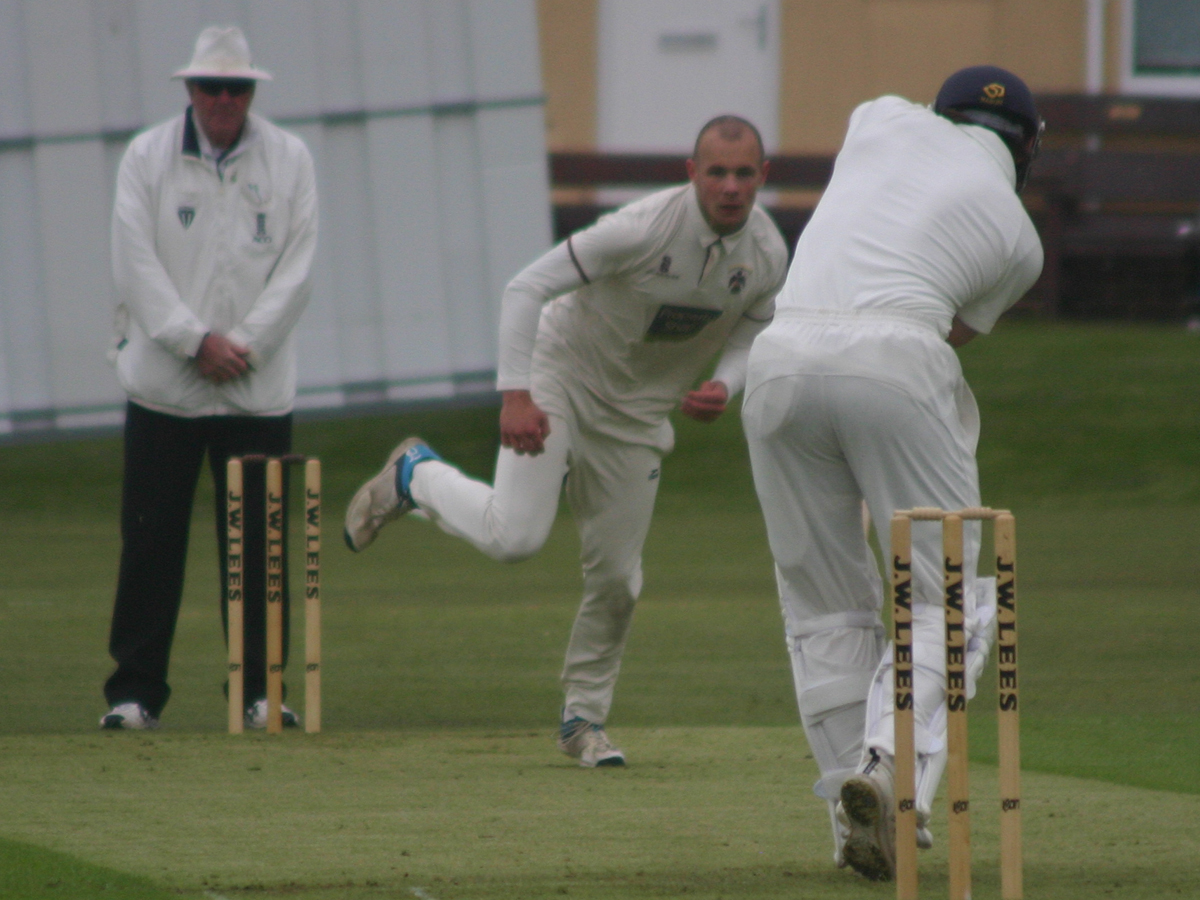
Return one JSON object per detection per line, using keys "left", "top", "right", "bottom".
{"left": 742, "top": 96, "right": 1042, "bottom": 832}
{"left": 778, "top": 94, "right": 1041, "bottom": 334}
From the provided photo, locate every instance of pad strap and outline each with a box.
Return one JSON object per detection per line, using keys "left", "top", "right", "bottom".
{"left": 789, "top": 609, "right": 881, "bottom": 638}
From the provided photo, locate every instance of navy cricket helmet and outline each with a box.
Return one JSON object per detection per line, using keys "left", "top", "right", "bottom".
{"left": 934, "top": 65, "right": 1044, "bottom": 190}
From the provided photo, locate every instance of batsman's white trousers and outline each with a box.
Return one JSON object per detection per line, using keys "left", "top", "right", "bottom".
{"left": 743, "top": 311, "right": 984, "bottom": 773}
{"left": 410, "top": 409, "right": 662, "bottom": 724}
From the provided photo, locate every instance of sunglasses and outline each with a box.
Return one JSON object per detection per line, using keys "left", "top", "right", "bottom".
{"left": 192, "top": 78, "right": 255, "bottom": 98}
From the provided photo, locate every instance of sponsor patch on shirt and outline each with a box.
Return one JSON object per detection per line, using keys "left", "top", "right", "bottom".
{"left": 645, "top": 304, "right": 722, "bottom": 341}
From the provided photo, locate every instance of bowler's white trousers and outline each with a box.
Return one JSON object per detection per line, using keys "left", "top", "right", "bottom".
{"left": 409, "top": 406, "right": 662, "bottom": 725}
{"left": 742, "top": 311, "right": 986, "bottom": 821}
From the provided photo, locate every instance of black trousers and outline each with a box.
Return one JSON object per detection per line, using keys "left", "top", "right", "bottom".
{"left": 104, "top": 401, "right": 293, "bottom": 717}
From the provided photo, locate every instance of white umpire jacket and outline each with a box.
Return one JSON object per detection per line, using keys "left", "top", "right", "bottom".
{"left": 110, "top": 108, "right": 318, "bottom": 417}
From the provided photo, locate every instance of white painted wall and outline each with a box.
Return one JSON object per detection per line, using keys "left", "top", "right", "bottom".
{"left": 597, "top": 0, "right": 780, "bottom": 153}
{"left": 0, "top": 0, "right": 551, "bottom": 437}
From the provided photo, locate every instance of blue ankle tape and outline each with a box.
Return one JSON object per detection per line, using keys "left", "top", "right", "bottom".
{"left": 396, "top": 443, "right": 442, "bottom": 500}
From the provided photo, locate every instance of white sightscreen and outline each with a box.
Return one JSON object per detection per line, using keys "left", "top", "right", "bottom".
{"left": 0, "top": 0, "right": 551, "bottom": 436}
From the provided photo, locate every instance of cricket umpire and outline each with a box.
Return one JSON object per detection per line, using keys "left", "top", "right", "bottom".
{"left": 100, "top": 26, "right": 318, "bottom": 730}
{"left": 345, "top": 116, "right": 788, "bottom": 766}
{"left": 741, "top": 67, "right": 1044, "bottom": 878}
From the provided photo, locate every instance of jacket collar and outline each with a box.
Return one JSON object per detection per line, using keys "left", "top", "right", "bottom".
{"left": 182, "top": 107, "right": 201, "bottom": 157}
{"left": 181, "top": 107, "right": 258, "bottom": 171}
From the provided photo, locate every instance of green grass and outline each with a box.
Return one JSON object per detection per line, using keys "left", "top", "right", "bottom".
{"left": 0, "top": 320, "right": 1197, "bottom": 897}
{"left": 2, "top": 730, "right": 1197, "bottom": 900}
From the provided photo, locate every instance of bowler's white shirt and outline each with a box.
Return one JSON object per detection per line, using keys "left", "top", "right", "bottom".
{"left": 498, "top": 184, "right": 788, "bottom": 448}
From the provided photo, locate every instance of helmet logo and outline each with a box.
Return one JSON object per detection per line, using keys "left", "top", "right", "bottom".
{"left": 981, "top": 82, "right": 1006, "bottom": 105}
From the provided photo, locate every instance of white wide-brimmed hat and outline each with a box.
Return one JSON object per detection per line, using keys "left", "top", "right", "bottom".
{"left": 172, "top": 25, "right": 273, "bottom": 81}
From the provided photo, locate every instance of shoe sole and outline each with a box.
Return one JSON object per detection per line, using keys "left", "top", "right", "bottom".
{"left": 343, "top": 439, "right": 420, "bottom": 552}
{"left": 99, "top": 716, "right": 158, "bottom": 730}
{"left": 584, "top": 755, "right": 625, "bottom": 768}
{"left": 840, "top": 777, "right": 894, "bottom": 882}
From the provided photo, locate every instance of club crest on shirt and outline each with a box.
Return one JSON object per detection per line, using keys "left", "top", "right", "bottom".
{"left": 177, "top": 206, "right": 195, "bottom": 229}
{"left": 650, "top": 254, "right": 679, "bottom": 279}
{"left": 727, "top": 266, "right": 749, "bottom": 294}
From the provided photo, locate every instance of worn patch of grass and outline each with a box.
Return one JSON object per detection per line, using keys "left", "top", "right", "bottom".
{"left": 0, "top": 838, "right": 186, "bottom": 900}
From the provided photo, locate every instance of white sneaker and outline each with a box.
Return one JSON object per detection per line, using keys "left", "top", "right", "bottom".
{"left": 838, "top": 754, "right": 896, "bottom": 881}
{"left": 917, "top": 808, "right": 934, "bottom": 850}
{"left": 245, "top": 699, "right": 300, "bottom": 730}
{"left": 343, "top": 438, "right": 422, "bottom": 552}
{"left": 99, "top": 702, "right": 159, "bottom": 730}
{"left": 557, "top": 717, "right": 626, "bottom": 768}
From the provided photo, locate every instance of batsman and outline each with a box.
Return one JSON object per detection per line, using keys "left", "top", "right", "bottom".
{"left": 741, "top": 67, "right": 1044, "bottom": 880}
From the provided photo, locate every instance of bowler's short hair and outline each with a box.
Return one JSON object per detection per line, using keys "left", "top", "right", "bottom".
{"left": 693, "top": 115, "right": 765, "bottom": 164}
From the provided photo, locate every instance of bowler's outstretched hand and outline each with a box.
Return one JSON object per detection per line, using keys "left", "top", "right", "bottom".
{"left": 680, "top": 380, "right": 728, "bottom": 423}
{"left": 500, "top": 389, "right": 551, "bottom": 455}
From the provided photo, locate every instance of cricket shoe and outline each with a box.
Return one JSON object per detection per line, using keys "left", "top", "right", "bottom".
{"left": 558, "top": 717, "right": 626, "bottom": 768}
{"left": 99, "top": 702, "right": 159, "bottom": 730}
{"left": 917, "top": 808, "right": 933, "bottom": 850}
{"left": 838, "top": 753, "right": 897, "bottom": 881}
{"left": 244, "top": 699, "right": 300, "bottom": 730}
{"left": 343, "top": 437, "right": 440, "bottom": 552}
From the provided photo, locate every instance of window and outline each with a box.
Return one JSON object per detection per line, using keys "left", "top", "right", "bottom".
{"left": 1121, "top": 0, "right": 1200, "bottom": 95}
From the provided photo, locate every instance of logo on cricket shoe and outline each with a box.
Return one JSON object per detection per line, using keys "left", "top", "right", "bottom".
{"left": 178, "top": 206, "right": 195, "bottom": 229}
{"left": 648, "top": 468, "right": 660, "bottom": 481}
{"left": 728, "top": 267, "right": 748, "bottom": 294}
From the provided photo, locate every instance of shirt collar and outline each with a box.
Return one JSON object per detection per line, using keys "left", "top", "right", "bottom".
{"left": 686, "top": 183, "right": 749, "bottom": 254}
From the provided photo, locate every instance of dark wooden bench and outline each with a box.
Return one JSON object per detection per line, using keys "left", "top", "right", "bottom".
{"left": 1026, "top": 94, "right": 1200, "bottom": 318}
